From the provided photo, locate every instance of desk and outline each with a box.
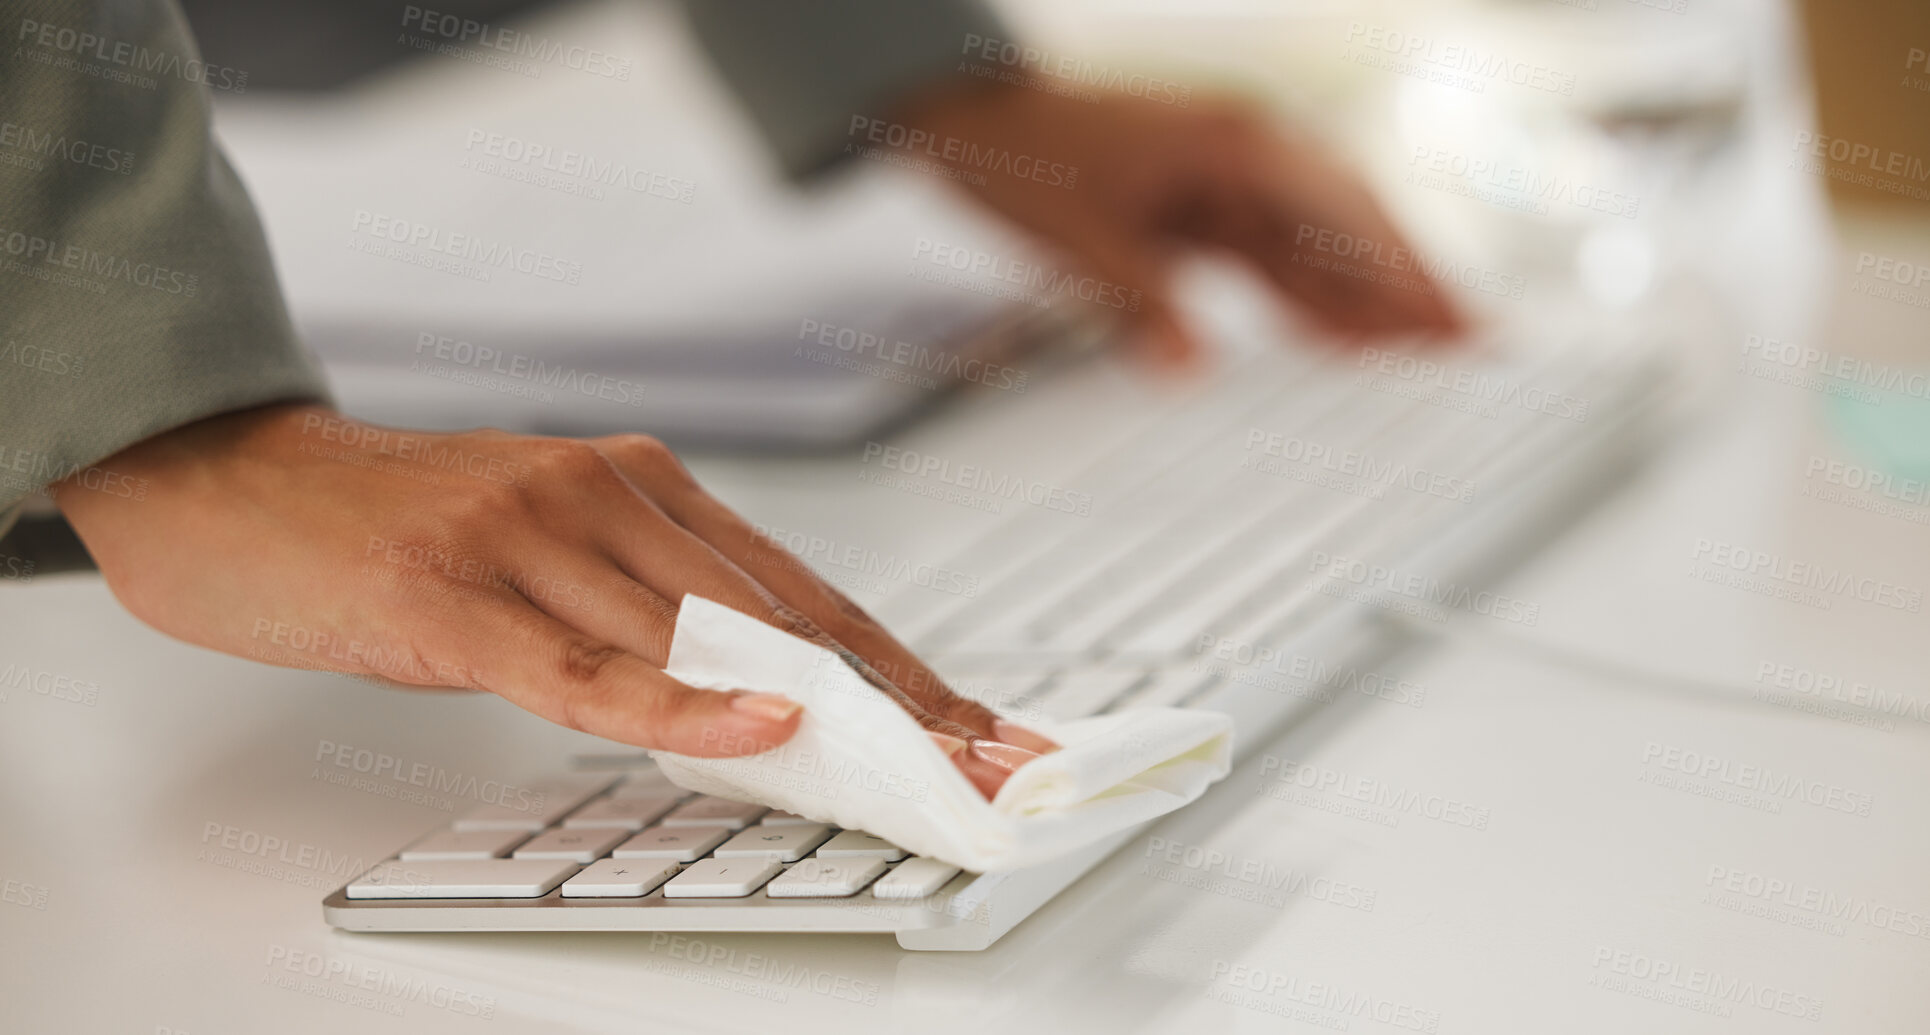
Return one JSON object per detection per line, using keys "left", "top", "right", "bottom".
{"left": 3, "top": 226, "right": 1927, "bottom": 1031}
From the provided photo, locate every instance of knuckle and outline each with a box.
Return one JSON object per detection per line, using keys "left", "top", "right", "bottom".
{"left": 551, "top": 638, "right": 626, "bottom": 731}
{"left": 611, "top": 582, "right": 678, "bottom": 663}
{"left": 769, "top": 596, "right": 868, "bottom": 651}
{"left": 772, "top": 605, "right": 866, "bottom": 661}
{"left": 556, "top": 637, "right": 625, "bottom": 685}
{"left": 814, "top": 581, "right": 880, "bottom": 631}
{"left": 531, "top": 439, "right": 615, "bottom": 483}
{"left": 635, "top": 680, "right": 703, "bottom": 744}
{"left": 770, "top": 604, "right": 826, "bottom": 644}
{"left": 438, "top": 472, "right": 535, "bottom": 529}
{"left": 812, "top": 605, "right": 872, "bottom": 650}
{"left": 920, "top": 714, "right": 981, "bottom": 742}
{"left": 607, "top": 433, "right": 691, "bottom": 485}
{"left": 934, "top": 689, "right": 996, "bottom": 728}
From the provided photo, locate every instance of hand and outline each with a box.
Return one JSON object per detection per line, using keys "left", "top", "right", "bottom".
{"left": 898, "top": 83, "right": 1466, "bottom": 366}
{"left": 53, "top": 403, "right": 1054, "bottom": 797}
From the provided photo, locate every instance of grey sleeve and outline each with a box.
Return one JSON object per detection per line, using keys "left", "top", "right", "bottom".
{"left": 0, "top": 0, "right": 330, "bottom": 557}
{"left": 678, "top": 0, "right": 1009, "bottom": 181}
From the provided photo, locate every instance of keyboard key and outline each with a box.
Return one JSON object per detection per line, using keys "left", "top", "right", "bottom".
{"left": 934, "top": 666, "right": 1053, "bottom": 720}
{"left": 452, "top": 774, "right": 618, "bottom": 831}
{"left": 871, "top": 858, "right": 962, "bottom": 900}
{"left": 814, "top": 830, "right": 907, "bottom": 861}
{"left": 511, "top": 827, "right": 631, "bottom": 864}
{"left": 560, "top": 858, "right": 680, "bottom": 898}
{"left": 1036, "top": 666, "right": 1145, "bottom": 721}
{"left": 766, "top": 857, "right": 888, "bottom": 898}
{"left": 661, "top": 857, "right": 783, "bottom": 898}
{"left": 611, "top": 825, "right": 732, "bottom": 862}
{"left": 608, "top": 769, "right": 682, "bottom": 799}
{"left": 759, "top": 810, "right": 818, "bottom": 826}
{"left": 562, "top": 795, "right": 681, "bottom": 830}
{"left": 398, "top": 827, "right": 530, "bottom": 860}
{"left": 1111, "top": 667, "right": 1216, "bottom": 712}
{"left": 660, "top": 796, "right": 767, "bottom": 830}
{"left": 346, "top": 859, "right": 577, "bottom": 899}
{"left": 712, "top": 824, "right": 833, "bottom": 862}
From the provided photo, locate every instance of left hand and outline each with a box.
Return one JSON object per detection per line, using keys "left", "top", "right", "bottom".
{"left": 53, "top": 404, "right": 1055, "bottom": 798}
{"left": 895, "top": 83, "right": 1466, "bottom": 366}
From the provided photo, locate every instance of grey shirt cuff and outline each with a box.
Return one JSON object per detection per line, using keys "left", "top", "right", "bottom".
{"left": 1, "top": 0, "right": 332, "bottom": 563}
{"left": 680, "top": 0, "right": 1010, "bottom": 181}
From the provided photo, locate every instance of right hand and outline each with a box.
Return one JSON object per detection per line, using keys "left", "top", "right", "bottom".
{"left": 897, "top": 86, "right": 1467, "bottom": 366}
{"left": 54, "top": 402, "right": 1054, "bottom": 797}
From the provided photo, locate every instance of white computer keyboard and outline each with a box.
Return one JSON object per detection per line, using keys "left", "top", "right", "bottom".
{"left": 335, "top": 765, "right": 966, "bottom": 910}
{"left": 326, "top": 326, "right": 1670, "bottom": 944}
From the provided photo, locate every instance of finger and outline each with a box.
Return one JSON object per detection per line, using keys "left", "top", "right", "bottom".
{"left": 585, "top": 497, "right": 971, "bottom": 737}
{"left": 1039, "top": 220, "right": 1200, "bottom": 370}
{"left": 956, "top": 740, "right": 1042, "bottom": 799}
{"left": 505, "top": 533, "right": 1035, "bottom": 797}
{"left": 432, "top": 587, "right": 803, "bottom": 757}
{"left": 590, "top": 434, "right": 1059, "bottom": 754}
{"left": 577, "top": 437, "right": 1055, "bottom": 803}
{"left": 272, "top": 655, "right": 479, "bottom": 693}
{"left": 511, "top": 441, "right": 933, "bottom": 716}
{"left": 1217, "top": 190, "right": 1419, "bottom": 339}
{"left": 510, "top": 523, "right": 984, "bottom": 746}
{"left": 503, "top": 537, "right": 681, "bottom": 665}
{"left": 454, "top": 521, "right": 1030, "bottom": 798}
{"left": 1268, "top": 205, "right": 1466, "bottom": 339}
{"left": 1175, "top": 131, "right": 1464, "bottom": 341}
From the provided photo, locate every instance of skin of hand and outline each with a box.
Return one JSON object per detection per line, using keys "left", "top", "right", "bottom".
{"left": 893, "top": 82, "right": 1467, "bottom": 366}
{"left": 52, "top": 403, "right": 1053, "bottom": 798}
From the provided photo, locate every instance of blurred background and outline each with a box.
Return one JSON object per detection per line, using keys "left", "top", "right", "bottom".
{"left": 170, "top": 0, "right": 1929, "bottom": 459}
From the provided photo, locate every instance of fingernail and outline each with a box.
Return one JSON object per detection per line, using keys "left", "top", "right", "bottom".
{"left": 992, "top": 718, "right": 1059, "bottom": 754}
{"left": 968, "top": 740, "right": 1040, "bottom": 772}
{"left": 729, "top": 692, "right": 802, "bottom": 723}
{"left": 929, "top": 732, "right": 969, "bottom": 757}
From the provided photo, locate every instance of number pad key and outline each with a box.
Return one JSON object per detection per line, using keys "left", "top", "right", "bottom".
{"left": 814, "top": 830, "right": 907, "bottom": 861}
{"left": 711, "top": 824, "right": 833, "bottom": 862}
{"left": 510, "top": 827, "right": 629, "bottom": 864}
{"left": 661, "top": 857, "right": 783, "bottom": 898}
{"left": 659, "top": 796, "right": 767, "bottom": 830}
{"left": 766, "top": 857, "right": 889, "bottom": 898}
{"left": 611, "top": 825, "right": 732, "bottom": 862}
{"left": 560, "top": 858, "right": 680, "bottom": 898}
{"left": 871, "top": 858, "right": 963, "bottom": 900}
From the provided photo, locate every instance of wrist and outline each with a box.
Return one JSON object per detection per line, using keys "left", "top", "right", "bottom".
{"left": 54, "top": 401, "right": 335, "bottom": 525}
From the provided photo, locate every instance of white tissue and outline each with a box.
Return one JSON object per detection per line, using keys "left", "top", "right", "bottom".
{"left": 650, "top": 596, "right": 1234, "bottom": 873}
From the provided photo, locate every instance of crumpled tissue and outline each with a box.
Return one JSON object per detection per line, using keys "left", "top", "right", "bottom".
{"left": 650, "top": 596, "right": 1234, "bottom": 872}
